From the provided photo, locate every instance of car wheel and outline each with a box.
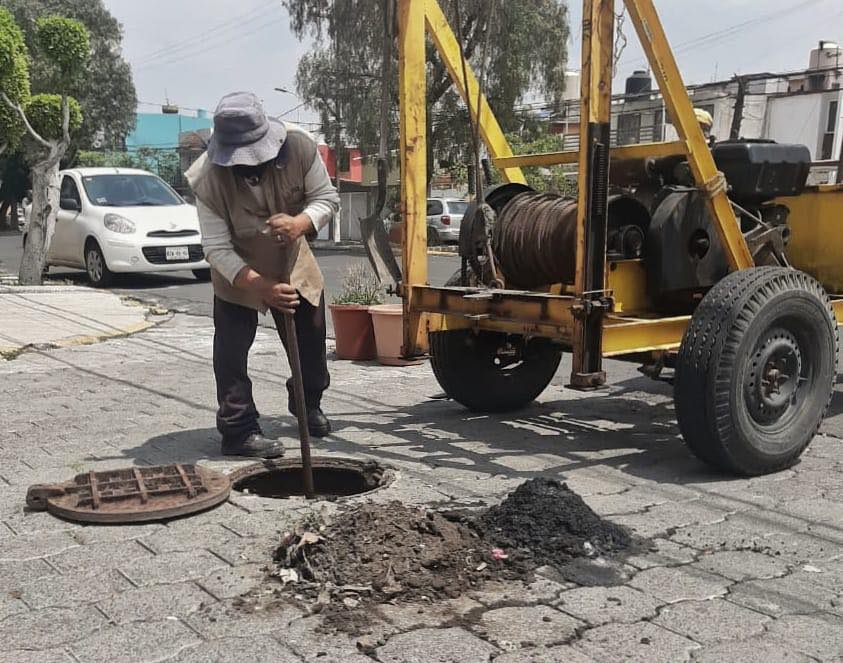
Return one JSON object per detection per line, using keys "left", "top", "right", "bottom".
{"left": 85, "top": 240, "right": 114, "bottom": 287}
{"left": 192, "top": 268, "right": 212, "bottom": 282}
{"left": 428, "top": 227, "right": 441, "bottom": 247}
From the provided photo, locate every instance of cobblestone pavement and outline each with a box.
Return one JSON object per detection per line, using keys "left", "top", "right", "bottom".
{"left": 1, "top": 313, "right": 843, "bottom": 662}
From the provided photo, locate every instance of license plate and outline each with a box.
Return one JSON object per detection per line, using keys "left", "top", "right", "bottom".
{"left": 165, "top": 246, "right": 189, "bottom": 261}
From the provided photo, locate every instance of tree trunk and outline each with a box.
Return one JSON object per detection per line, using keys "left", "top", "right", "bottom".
{"left": 19, "top": 155, "right": 60, "bottom": 285}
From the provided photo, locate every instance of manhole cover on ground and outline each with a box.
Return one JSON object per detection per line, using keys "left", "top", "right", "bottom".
{"left": 26, "top": 464, "right": 231, "bottom": 523}
{"left": 231, "top": 458, "right": 390, "bottom": 499}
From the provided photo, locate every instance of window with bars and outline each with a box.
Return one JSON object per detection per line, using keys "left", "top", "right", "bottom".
{"left": 821, "top": 100, "right": 838, "bottom": 160}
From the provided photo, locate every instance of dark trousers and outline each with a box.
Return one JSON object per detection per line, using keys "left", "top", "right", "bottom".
{"left": 213, "top": 295, "right": 330, "bottom": 443}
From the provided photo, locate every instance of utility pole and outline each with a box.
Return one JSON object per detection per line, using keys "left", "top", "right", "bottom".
{"left": 729, "top": 75, "right": 747, "bottom": 141}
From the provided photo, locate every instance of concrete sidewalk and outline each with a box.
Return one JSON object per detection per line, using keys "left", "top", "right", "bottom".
{"left": 0, "top": 285, "right": 162, "bottom": 356}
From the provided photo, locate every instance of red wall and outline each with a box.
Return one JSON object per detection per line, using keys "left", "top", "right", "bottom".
{"left": 318, "top": 144, "right": 363, "bottom": 182}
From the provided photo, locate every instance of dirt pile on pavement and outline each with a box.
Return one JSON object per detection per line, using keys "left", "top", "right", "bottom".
{"left": 272, "top": 502, "right": 504, "bottom": 606}
{"left": 271, "top": 478, "right": 633, "bottom": 613}
{"left": 479, "top": 477, "right": 633, "bottom": 568}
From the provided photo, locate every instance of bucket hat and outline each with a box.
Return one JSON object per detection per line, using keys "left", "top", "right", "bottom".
{"left": 206, "top": 91, "right": 287, "bottom": 167}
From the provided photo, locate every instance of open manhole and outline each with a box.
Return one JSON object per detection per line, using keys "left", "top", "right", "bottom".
{"left": 231, "top": 458, "right": 392, "bottom": 499}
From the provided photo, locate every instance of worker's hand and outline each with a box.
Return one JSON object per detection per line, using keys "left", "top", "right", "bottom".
{"left": 262, "top": 281, "right": 300, "bottom": 314}
{"left": 265, "top": 213, "right": 312, "bottom": 244}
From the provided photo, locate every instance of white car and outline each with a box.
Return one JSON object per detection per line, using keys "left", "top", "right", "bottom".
{"left": 24, "top": 167, "right": 209, "bottom": 286}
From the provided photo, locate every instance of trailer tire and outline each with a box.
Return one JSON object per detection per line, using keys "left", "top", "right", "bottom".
{"left": 675, "top": 266, "right": 837, "bottom": 475}
{"left": 429, "top": 330, "right": 562, "bottom": 412}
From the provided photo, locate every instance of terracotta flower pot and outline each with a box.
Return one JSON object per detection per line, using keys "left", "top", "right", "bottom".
{"left": 329, "top": 304, "right": 376, "bottom": 360}
{"left": 369, "top": 304, "right": 406, "bottom": 366}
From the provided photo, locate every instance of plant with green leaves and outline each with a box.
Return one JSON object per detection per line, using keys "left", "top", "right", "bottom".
{"left": 0, "top": 9, "right": 89, "bottom": 284}
{"left": 333, "top": 263, "right": 384, "bottom": 306}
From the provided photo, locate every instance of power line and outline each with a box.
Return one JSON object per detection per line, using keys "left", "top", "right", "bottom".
{"left": 619, "top": 0, "right": 829, "bottom": 68}
{"left": 132, "top": 2, "right": 279, "bottom": 66}
{"left": 134, "top": 16, "right": 286, "bottom": 72}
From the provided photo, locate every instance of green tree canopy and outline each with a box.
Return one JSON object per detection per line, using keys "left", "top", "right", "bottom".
{"left": 0, "top": 6, "right": 30, "bottom": 152}
{"left": 0, "top": 0, "right": 136, "bottom": 150}
{"left": 284, "top": 0, "right": 569, "bottom": 176}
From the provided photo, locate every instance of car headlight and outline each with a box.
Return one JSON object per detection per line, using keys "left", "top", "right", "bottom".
{"left": 103, "top": 213, "right": 136, "bottom": 234}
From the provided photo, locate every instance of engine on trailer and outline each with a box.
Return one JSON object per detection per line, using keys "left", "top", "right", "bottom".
{"left": 457, "top": 140, "right": 812, "bottom": 313}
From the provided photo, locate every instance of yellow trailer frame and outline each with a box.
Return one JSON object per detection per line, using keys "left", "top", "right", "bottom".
{"left": 397, "top": 0, "right": 767, "bottom": 384}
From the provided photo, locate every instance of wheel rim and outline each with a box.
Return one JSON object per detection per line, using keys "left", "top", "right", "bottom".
{"left": 745, "top": 326, "right": 805, "bottom": 427}
{"left": 87, "top": 248, "right": 103, "bottom": 282}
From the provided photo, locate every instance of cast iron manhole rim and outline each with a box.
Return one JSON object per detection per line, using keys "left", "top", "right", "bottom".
{"left": 229, "top": 457, "right": 394, "bottom": 500}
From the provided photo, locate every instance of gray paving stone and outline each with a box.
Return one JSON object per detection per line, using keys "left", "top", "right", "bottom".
{"left": 692, "top": 637, "right": 814, "bottom": 663}
{"left": 375, "top": 596, "right": 481, "bottom": 631}
{"left": 0, "top": 558, "right": 55, "bottom": 590}
{"left": 0, "top": 604, "right": 107, "bottom": 649}
{"left": 476, "top": 605, "right": 582, "bottom": 649}
{"left": 690, "top": 550, "right": 791, "bottom": 582}
{"left": 573, "top": 621, "right": 700, "bottom": 663}
{"left": 610, "top": 501, "right": 731, "bottom": 539}
{"left": 69, "top": 618, "right": 201, "bottom": 663}
{"left": 492, "top": 646, "right": 595, "bottom": 663}
{"left": 46, "top": 539, "right": 153, "bottom": 573}
{"left": 220, "top": 510, "right": 297, "bottom": 538}
{"left": 764, "top": 613, "right": 843, "bottom": 660}
{"left": 625, "top": 538, "right": 699, "bottom": 570}
{"left": 97, "top": 582, "right": 213, "bottom": 624}
{"left": 139, "top": 523, "right": 236, "bottom": 554}
{"left": 68, "top": 523, "right": 164, "bottom": 545}
{"left": 198, "top": 562, "right": 265, "bottom": 600}
{"left": 172, "top": 635, "right": 303, "bottom": 662}
{"left": 0, "top": 649, "right": 74, "bottom": 663}
{"left": 283, "top": 614, "right": 373, "bottom": 662}
{"left": 469, "top": 577, "right": 569, "bottom": 607}
{"left": 668, "top": 514, "right": 769, "bottom": 550}
{"left": 759, "top": 529, "right": 843, "bottom": 562}
{"left": 119, "top": 550, "right": 228, "bottom": 586}
{"left": 653, "top": 598, "right": 770, "bottom": 644}
{"left": 376, "top": 627, "right": 499, "bottom": 663}
{"left": 0, "top": 594, "right": 27, "bottom": 621}
{"left": 556, "top": 585, "right": 661, "bottom": 625}
{"left": 628, "top": 566, "right": 732, "bottom": 603}
{"left": 779, "top": 497, "right": 843, "bottom": 523}
{"left": 185, "top": 600, "right": 302, "bottom": 640}
{"left": 0, "top": 530, "right": 78, "bottom": 562}
{"left": 19, "top": 567, "right": 132, "bottom": 609}
{"left": 583, "top": 487, "right": 670, "bottom": 516}
{"left": 208, "top": 534, "right": 278, "bottom": 566}
{"left": 728, "top": 573, "right": 841, "bottom": 617}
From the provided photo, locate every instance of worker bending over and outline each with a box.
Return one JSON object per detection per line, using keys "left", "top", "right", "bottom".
{"left": 186, "top": 92, "right": 339, "bottom": 458}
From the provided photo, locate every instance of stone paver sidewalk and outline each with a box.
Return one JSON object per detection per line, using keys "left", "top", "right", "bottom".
{"left": 1, "top": 312, "right": 842, "bottom": 662}
{"left": 0, "top": 286, "right": 160, "bottom": 356}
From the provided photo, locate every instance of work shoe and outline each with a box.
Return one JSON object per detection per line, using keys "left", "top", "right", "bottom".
{"left": 221, "top": 433, "right": 286, "bottom": 458}
{"left": 288, "top": 402, "right": 332, "bottom": 438}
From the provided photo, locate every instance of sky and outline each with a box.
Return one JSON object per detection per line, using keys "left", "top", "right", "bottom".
{"left": 105, "top": 0, "right": 843, "bottom": 122}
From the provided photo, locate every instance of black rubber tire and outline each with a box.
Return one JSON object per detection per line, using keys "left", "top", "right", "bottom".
{"left": 85, "top": 240, "right": 114, "bottom": 287}
{"left": 675, "top": 266, "right": 838, "bottom": 475}
{"left": 193, "top": 268, "right": 212, "bottom": 282}
{"left": 429, "top": 330, "right": 562, "bottom": 412}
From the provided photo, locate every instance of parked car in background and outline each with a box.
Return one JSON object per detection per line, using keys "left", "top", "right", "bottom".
{"left": 387, "top": 197, "right": 468, "bottom": 245}
{"left": 425, "top": 198, "right": 467, "bottom": 245}
{"left": 23, "top": 168, "right": 209, "bottom": 286}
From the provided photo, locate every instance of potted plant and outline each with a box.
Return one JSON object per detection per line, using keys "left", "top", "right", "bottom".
{"left": 329, "top": 263, "right": 383, "bottom": 360}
